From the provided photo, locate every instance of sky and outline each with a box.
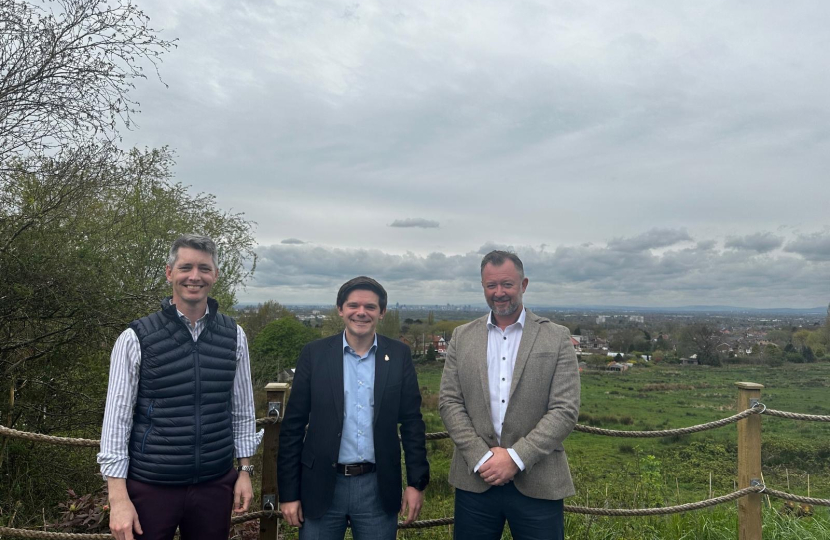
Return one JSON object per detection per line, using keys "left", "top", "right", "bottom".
{"left": 119, "top": 0, "right": 830, "bottom": 308}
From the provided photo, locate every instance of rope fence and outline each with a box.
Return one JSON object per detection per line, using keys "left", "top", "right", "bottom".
{"left": 2, "top": 395, "right": 829, "bottom": 539}
{"left": 2, "top": 484, "right": 829, "bottom": 539}
{"left": 0, "top": 404, "right": 771, "bottom": 447}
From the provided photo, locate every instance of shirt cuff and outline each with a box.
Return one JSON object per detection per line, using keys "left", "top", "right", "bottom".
{"left": 507, "top": 448, "right": 526, "bottom": 471}
{"left": 473, "top": 450, "right": 494, "bottom": 473}
{"left": 98, "top": 456, "right": 130, "bottom": 479}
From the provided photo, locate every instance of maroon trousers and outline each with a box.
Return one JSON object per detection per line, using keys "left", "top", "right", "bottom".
{"left": 126, "top": 468, "right": 238, "bottom": 540}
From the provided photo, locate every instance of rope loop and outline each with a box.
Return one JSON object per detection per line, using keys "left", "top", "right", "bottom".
{"left": 752, "top": 402, "right": 767, "bottom": 415}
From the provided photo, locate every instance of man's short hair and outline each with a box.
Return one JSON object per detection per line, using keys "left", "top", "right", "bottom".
{"left": 480, "top": 250, "right": 525, "bottom": 279}
{"left": 167, "top": 234, "right": 219, "bottom": 269}
{"left": 336, "top": 276, "right": 388, "bottom": 312}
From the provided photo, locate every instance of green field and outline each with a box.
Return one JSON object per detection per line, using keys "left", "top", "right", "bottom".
{"left": 393, "top": 361, "right": 830, "bottom": 539}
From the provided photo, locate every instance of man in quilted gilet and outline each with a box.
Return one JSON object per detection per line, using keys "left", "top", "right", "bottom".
{"left": 97, "top": 234, "right": 258, "bottom": 540}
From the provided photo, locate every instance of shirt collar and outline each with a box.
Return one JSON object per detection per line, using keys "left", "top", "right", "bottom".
{"left": 176, "top": 303, "right": 210, "bottom": 324}
{"left": 342, "top": 332, "right": 379, "bottom": 354}
{"left": 487, "top": 307, "right": 527, "bottom": 330}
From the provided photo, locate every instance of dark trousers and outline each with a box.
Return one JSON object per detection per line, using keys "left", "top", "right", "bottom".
{"left": 454, "top": 484, "right": 564, "bottom": 540}
{"left": 126, "top": 467, "right": 238, "bottom": 540}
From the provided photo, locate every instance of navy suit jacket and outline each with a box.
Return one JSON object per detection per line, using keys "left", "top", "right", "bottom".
{"left": 278, "top": 333, "right": 429, "bottom": 519}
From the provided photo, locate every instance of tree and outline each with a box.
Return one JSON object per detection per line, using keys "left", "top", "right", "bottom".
{"left": 0, "top": 0, "right": 175, "bottom": 165}
{"left": 426, "top": 344, "right": 437, "bottom": 363}
{"left": 236, "top": 300, "right": 292, "bottom": 343}
{"left": 678, "top": 324, "right": 721, "bottom": 366}
{"left": 250, "top": 317, "right": 319, "bottom": 380}
{"left": 427, "top": 310, "right": 435, "bottom": 325}
{"left": 377, "top": 309, "right": 401, "bottom": 339}
{"left": 320, "top": 307, "right": 345, "bottom": 336}
{"left": 0, "top": 148, "right": 256, "bottom": 522}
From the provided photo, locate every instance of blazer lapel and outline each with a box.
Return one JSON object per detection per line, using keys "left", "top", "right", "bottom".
{"left": 474, "top": 316, "right": 493, "bottom": 422}
{"left": 373, "top": 336, "right": 390, "bottom": 424}
{"left": 328, "top": 336, "right": 345, "bottom": 425}
{"left": 509, "top": 310, "right": 541, "bottom": 401}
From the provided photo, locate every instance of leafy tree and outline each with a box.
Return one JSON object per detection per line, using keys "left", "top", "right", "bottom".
{"left": 0, "top": 0, "right": 175, "bottom": 164}
{"left": 427, "top": 310, "right": 435, "bottom": 325}
{"left": 425, "top": 344, "right": 437, "bottom": 363}
{"left": 320, "top": 307, "right": 345, "bottom": 336}
{"left": 236, "top": 300, "right": 292, "bottom": 343}
{"left": 678, "top": 324, "right": 721, "bottom": 366}
{"left": 250, "top": 317, "right": 320, "bottom": 380}
{"left": 0, "top": 148, "right": 256, "bottom": 523}
{"left": 377, "top": 309, "right": 401, "bottom": 339}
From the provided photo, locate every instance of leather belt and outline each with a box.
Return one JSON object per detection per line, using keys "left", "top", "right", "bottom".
{"left": 336, "top": 463, "right": 376, "bottom": 476}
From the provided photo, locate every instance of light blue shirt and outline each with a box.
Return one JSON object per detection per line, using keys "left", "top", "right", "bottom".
{"left": 338, "top": 333, "right": 377, "bottom": 464}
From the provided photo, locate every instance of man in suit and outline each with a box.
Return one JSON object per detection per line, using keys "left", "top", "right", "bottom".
{"left": 439, "top": 250, "right": 580, "bottom": 540}
{"left": 278, "top": 276, "right": 430, "bottom": 540}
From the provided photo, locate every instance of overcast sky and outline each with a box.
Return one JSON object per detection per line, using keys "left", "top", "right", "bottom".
{"left": 121, "top": 0, "right": 830, "bottom": 308}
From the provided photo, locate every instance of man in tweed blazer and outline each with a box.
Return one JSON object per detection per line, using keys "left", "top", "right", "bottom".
{"left": 439, "top": 250, "right": 580, "bottom": 540}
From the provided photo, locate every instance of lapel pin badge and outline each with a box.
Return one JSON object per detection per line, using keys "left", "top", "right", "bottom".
{"left": 384, "top": 354, "right": 390, "bottom": 362}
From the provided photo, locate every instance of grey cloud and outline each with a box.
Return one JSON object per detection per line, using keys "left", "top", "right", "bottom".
{"left": 724, "top": 233, "right": 783, "bottom": 253}
{"left": 784, "top": 232, "right": 830, "bottom": 261}
{"left": 389, "top": 218, "right": 440, "bottom": 229}
{"left": 606, "top": 229, "right": 693, "bottom": 252}
{"left": 281, "top": 238, "right": 307, "bottom": 244}
{"left": 245, "top": 230, "right": 830, "bottom": 308}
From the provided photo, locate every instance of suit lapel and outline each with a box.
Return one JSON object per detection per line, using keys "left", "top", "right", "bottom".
{"left": 474, "top": 316, "right": 493, "bottom": 422}
{"left": 373, "top": 335, "right": 390, "bottom": 424}
{"left": 328, "top": 335, "right": 345, "bottom": 424}
{"left": 509, "top": 310, "right": 541, "bottom": 401}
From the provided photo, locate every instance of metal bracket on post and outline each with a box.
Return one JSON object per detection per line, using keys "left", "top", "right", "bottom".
{"left": 750, "top": 398, "right": 760, "bottom": 408}
{"left": 268, "top": 402, "right": 281, "bottom": 419}
{"left": 750, "top": 478, "right": 764, "bottom": 491}
{"left": 263, "top": 494, "right": 276, "bottom": 514}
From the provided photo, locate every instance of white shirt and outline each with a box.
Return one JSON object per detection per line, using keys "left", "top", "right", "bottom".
{"left": 96, "top": 306, "right": 260, "bottom": 478}
{"left": 474, "top": 309, "right": 527, "bottom": 472}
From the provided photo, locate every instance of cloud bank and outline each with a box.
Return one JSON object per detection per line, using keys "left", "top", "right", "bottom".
{"left": 241, "top": 229, "right": 830, "bottom": 308}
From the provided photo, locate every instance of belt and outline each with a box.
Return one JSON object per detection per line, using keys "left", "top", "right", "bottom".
{"left": 336, "top": 463, "right": 376, "bottom": 476}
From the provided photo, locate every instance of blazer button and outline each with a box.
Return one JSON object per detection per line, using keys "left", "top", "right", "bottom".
{"left": 331, "top": 463, "right": 337, "bottom": 468}
{"left": 337, "top": 432, "right": 342, "bottom": 437}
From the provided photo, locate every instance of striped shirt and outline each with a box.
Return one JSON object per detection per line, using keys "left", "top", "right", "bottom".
{"left": 96, "top": 306, "right": 258, "bottom": 479}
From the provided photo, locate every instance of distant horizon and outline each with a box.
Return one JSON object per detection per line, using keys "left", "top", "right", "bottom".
{"left": 235, "top": 301, "right": 828, "bottom": 315}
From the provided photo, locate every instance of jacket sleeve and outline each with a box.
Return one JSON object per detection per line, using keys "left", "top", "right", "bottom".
{"left": 277, "top": 343, "right": 313, "bottom": 503}
{"left": 398, "top": 345, "right": 430, "bottom": 490}
{"left": 439, "top": 326, "right": 491, "bottom": 473}
{"left": 511, "top": 325, "right": 580, "bottom": 471}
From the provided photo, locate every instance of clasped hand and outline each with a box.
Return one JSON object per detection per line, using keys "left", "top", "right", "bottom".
{"left": 478, "top": 447, "right": 519, "bottom": 486}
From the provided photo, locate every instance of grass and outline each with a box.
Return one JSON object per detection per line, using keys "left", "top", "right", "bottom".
{"left": 390, "top": 361, "right": 830, "bottom": 538}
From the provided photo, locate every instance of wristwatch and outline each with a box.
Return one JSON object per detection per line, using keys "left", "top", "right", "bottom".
{"left": 237, "top": 465, "right": 255, "bottom": 476}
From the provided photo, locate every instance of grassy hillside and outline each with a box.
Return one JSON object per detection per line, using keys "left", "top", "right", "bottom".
{"left": 393, "top": 361, "right": 830, "bottom": 539}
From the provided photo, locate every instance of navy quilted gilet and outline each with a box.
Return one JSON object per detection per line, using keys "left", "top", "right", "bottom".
{"left": 127, "top": 297, "right": 238, "bottom": 485}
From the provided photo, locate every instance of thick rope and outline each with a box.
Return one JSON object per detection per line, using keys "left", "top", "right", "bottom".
{"left": 572, "top": 407, "right": 761, "bottom": 438}
{"left": 0, "top": 407, "right": 768, "bottom": 446}
{"left": 231, "top": 510, "right": 282, "bottom": 524}
{"left": 0, "top": 487, "right": 767, "bottom": 538}
{"left": 0, "top": 425, "right": 99, "bottom": 447}
{"left": 564, "top": 485, "right": 763, "bottom": 516}
{"left": 764, "top": 409, "right": 830, "bottom": 422}
{"left": 0, "top": 528, "right": 111, "bottom": 539}
{"left": 765, "top": 488, "right": 830, "bottom": 507}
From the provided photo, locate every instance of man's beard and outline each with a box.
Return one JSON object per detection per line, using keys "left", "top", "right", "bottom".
{"left": 488, "top": 296, "right": 520, "bottom": 316}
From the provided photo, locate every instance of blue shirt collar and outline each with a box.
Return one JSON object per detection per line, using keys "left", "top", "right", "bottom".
{"left": 342, "top": 332, "right": 379, "bottom": 354}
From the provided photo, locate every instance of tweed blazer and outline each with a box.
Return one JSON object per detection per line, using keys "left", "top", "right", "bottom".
{"left": 439, "top": 309, "right": 580, "bottom": 500}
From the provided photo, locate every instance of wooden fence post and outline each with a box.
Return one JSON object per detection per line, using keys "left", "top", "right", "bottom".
{"left": 260, "top": 382, "right": 290, "bottom": 540}
{"left": 736, "top": 382, "right": 764, "bottom": 540}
